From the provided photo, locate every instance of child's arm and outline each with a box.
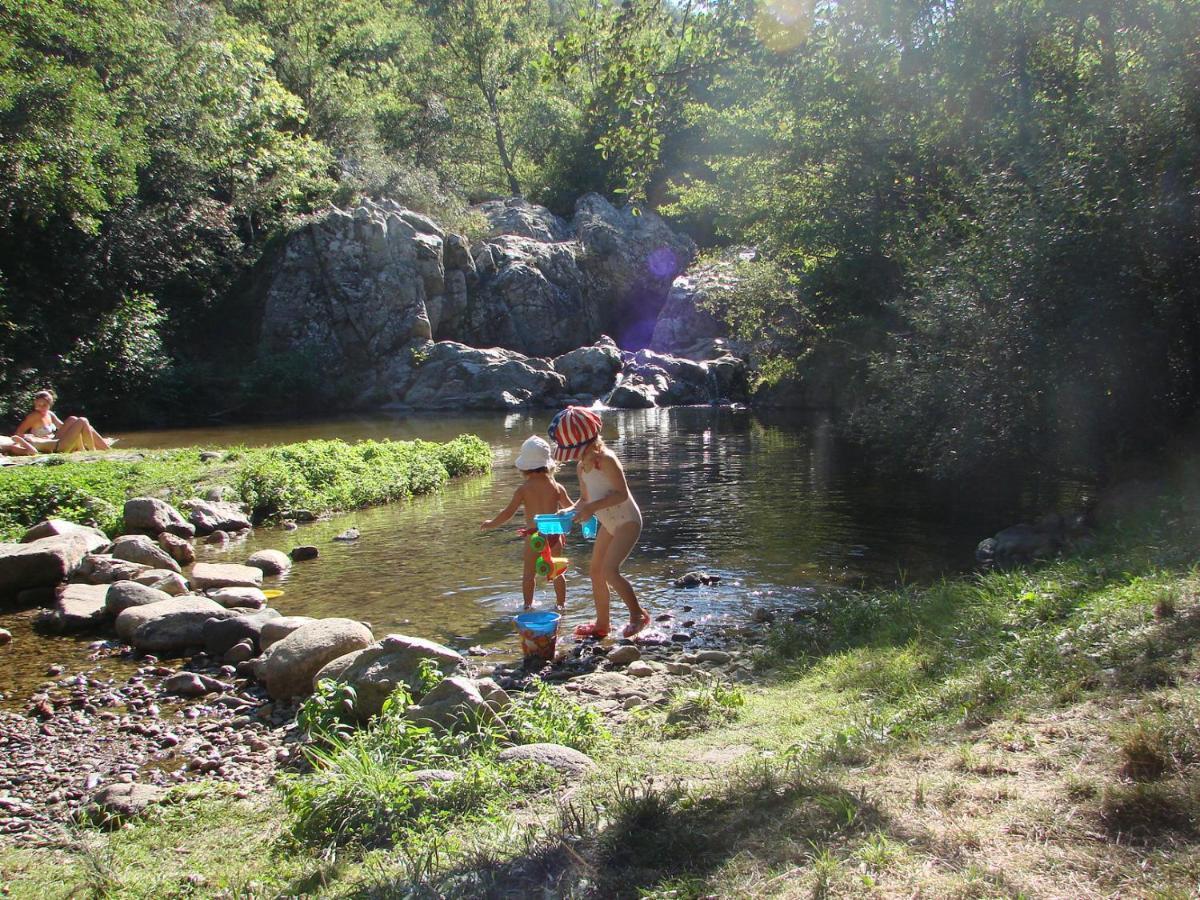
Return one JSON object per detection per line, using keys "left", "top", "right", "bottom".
{"left": 481, "top": 486, "right": 523, "bottom": 530}
{"left": 555, "top": 483, "right": 573, "bottom": 511}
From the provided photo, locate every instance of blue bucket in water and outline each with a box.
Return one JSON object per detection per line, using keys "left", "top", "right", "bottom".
{"left": 533, "top": 512, "right": 574, "bottom": 535}
{"left": 514, "top": 610, "right": 561, "bottom": 660}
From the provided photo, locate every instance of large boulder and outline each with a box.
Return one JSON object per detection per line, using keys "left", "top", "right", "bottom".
{"left": 190, "top": 562, "right": 262, "bottom": 590}
{"left": 260, "top": 618, "right": 374, "bottom": 699}
{"left": 552, "top": 337, "right": 623, "bottom": 398}
{"left": 109, "top": 536, "right": 181, "bottom": 574}
{"left": 203, "top": 608, "right": 282, "bottom": 656}
{"left": 316, "top": 634, "right": 468, "bottom": 720}
{"left": 122, "top": 498, "right": 194, "bottom": 538}
{"left": 403, "top": 675, "right": 496, "bottom": 731}
{"left": 21, "top": 519, "right": 109, "bottom": 551}
{"left": 0, "top": 534, "right": 94, "bottom": 598}
{"left": 35, "top": 583, "right": 109, "bottom": 633}
{"left": 185, "top": 500, "right": 252, "bottom": 535}
{"left": 129, "top": 600, "right": 244, "bottom": 653}
{"left": 383, "top": 340, "right": 566, "bottom": 410}
{"left": 649, "top": 249, "right": 751, "bottom": 357}
{"left": 105, "top": 581, "right": 174, "bottom": 616}
{"left": 87, "top": 783, "right": 166, "bottom": 826}
{"left": 73, "top": 554, "right": 151, "bottom": 585}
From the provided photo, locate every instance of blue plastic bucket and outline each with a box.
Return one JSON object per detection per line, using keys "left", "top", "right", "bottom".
{"left": 581, "top": 515, "right": 599, "bottom": 540}
{"left": 514, "top": 610, "right": 561, "bottom": 660}
{"left": 533, "top": 512, "right": 574, "bottom": 535}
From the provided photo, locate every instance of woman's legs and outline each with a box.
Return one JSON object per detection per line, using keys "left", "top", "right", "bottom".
{"left": 53, "top": 419, "right": 88, "bottom": 452}
{"left": 7, "top": 436, "right": 37, "bottom": 456}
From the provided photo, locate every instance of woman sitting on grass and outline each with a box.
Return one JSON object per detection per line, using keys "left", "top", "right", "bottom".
{"left": 14, "top": 390, "right": 114, "bottom": 453}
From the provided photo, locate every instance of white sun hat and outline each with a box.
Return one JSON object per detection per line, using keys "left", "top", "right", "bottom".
{"left": 514, "top": 435, "right": 554, "bottom": 471}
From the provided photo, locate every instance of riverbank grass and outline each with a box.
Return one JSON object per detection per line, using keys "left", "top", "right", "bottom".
{"left": 0, "top": 436, "right": 491, "bottom": 541}
{"left": 4, "top": 479, "right": 1200, "bottom": 896}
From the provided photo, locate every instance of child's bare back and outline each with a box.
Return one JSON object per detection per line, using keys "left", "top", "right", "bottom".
{"left": 518, "top": 471, "right": 570, "bottom": 525}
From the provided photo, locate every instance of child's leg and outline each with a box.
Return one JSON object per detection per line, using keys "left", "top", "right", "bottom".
{"left": 587, "top": 528, "right": 615, "bottom": 633}
{"left": 521, "top": 544, "right": 537, "bottom": 610}
{"left": 599, "top": 521, "right": 646, "bottom": 633}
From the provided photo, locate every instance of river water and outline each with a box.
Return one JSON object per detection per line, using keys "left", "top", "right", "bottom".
{"left": 0, "top": 407, "right": 1091, "bottom": 699}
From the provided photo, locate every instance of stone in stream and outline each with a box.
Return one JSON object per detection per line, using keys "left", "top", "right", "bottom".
{"left": 157, "top": 532, "right": 195, "bottom": 567}
{"left": 224, "top": 640, "right": 256, "bottom": 665}
{"left": 122, "top": 498, "right": 194, "bottom": 538}
{"left": 115, "top": 597, "right": 231, "bottom": 643}
{"left": 137, "top": 570, "right": 190, "bottom": 595}
{"left": 185, "top": 499, "right": 252, "bottom": 535}
{"left": 74, "top": 554, "right": 151, "bottom": 585}
{"left": 606, "top": 644, "right": 642, "bottom": 667}
{"left": 204, "top": 531, "right": 229, "bottom": 546}
{"left": 207, "top": 587, "right": 267, "bottom": 610}
{"left": 163, "top": 672, "right": 229, "bottom": 698}
{"left": 333, "top": 528, "right": 360, "bottom": 542}
{"left": 259, "top": 616, "right": 316, "bottom": 651}
{"left": 0, "top": 533, "right": 95, "bottom": 596}
{"left": 260, "top": 618, "right": 374, "bottom": 699}
{"left": 105, "top": 581, "right": 173, "bottom": 617}
{"left": 35, "top": 584, "right": 109, "bottom": 633}
{"left": 203, "top": 609, "right": 281, "bottom": 656}
{"left": 289, "top": 546, "right": 318, "bottom": 562}
{"left": 109, "top": 535, "right": 181, "bottom": 574}
{"left": 190, "top": 563, "right": 262, "bottom": 590}
{"left": 245, "top": 549, "right": 290, "bottom": 576}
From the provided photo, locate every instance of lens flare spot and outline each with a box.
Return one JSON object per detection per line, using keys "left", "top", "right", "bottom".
{"left": 647, "top": 246, "right": 679, "bottom": 279}
{"left": 756, "top": 0, "right": 813, "bottom": 53}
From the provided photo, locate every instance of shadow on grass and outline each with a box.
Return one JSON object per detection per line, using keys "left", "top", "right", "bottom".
{"left": 349, "top": 765, "right": 914, "bottom": 899}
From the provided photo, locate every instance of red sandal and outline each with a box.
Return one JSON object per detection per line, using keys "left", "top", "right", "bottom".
{"left": 622, "top": 610, "right": 651, "bottom": 638}
{"left": 574, "top": 622, "right": 610, "bottom": 639}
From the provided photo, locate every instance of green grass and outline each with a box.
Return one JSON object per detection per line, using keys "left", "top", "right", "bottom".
{"left": 0, "top": 435, "right": 491, "bottom": 540}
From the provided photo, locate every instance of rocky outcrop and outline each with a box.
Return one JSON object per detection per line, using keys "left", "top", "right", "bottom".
{"left": 185, "top": 501, "right": 251, "bottom": 535}
{"left": 258, "top": 194, "right": 704, "bottom": 406}
{"left": 650, "top": 248, "right": 756, "bottom": 358}
{"left": 552, "top": 337, "right": 623, "bottom": 400}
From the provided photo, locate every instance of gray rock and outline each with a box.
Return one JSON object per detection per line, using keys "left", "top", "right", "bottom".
{"left": 694, "top": 650, "right": 732, "bottom": 665}
{"left": 474, "top": 677, "right": 511, "bottom": 713}
{"left": 575, "top": 672, "right": 642, "bottom": 698}
{"left": 552, "top": 337, "right": 622, "bottom": 397}
{"left": 333, "top": 528, "right": 360, "bottom": 542}
{"left": 139, "top": 571, "right": 190, "bottom": 596}
{"left": 260, "top": 618, "right": 374, "bottom": 699}
{"left": 497, "top": 743, "right": 597, "bottom": 776}
{"left": 404, "top": 768, "right": 460, "bottom": 785}
{"left": 130, "top": 599, "right": 244, "bottom": 653}
{"left": 87, "top": 783, "right": 166, "bottom": 825}
{"left": 259, "top": 615, "right": 317, "bottom": 651}
{"left": 224, "top": 640, "right": 256, "bottom": 665}
{"left": 290, "top": 546, "right": 318, "bottom": 561}
{"left": 0, "top": 534, "right": 94, "bottom": 596}
{"left": 156, "top": 532, "right": 195, "bottom": 566}
{"left": 21, "top": 519, "right": 109, "bottom": 551}
{"left": 203, "top": 609, "right": 281, "bottom": 656}
{"left": 186, "top": 500, "right": 252, "bottom": 535}
{"left": 627, "top": 660, "right": 655, "bottom": 678}
{"left": 317, "top": 634, "right": 467, "bottom": 720}
{"left": 36, "top": 583, "right": 109, "bottom": 633}
{"left": 383, "top": 340, "right": 566, "bottom": 411}
{"left": 163, "top": 672, "right": 229, "bottom": 697}
{"left": 207, "top": 587, "right": 267, "bottom": 609}
{"left": 606, "top": 645, "right": 642, "bottom": 667}
{"left": 123, "top": 498, "right": 193, "bottom": 537}
{"left": 245, "top": 549, "right": 290, "bottom": 575}
{"left": 190, "top": 563, "right": 262, "bottom": 590}
{"left": 607, "top": 380, "right": 659, "bottom": 409}
{"left": 311, "top": 648, "right": 365, "bottom": 687}
{"left": 650, "top": 249, "right": 749, "bottom": 356}
{"left": 72, "top": 554, "right": 151, "bottom": 585}
{"left": 109, "top": 535, "right": 181, "bottom": 574}
{"left": 474, "top": 197, "right": 571, "bottom": 243}
{"left": 404, "top": 675, "right": 495, "bottom": 730}
{"left": 115, "top": 596, "right": 230, "bottom": 643}
{"left": 105, "top": 581, "right": 173, "bottom": 616}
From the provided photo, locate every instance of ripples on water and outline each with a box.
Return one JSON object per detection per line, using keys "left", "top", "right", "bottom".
{"left": 0, "top": 407, "right": 1093, "bottom": 689}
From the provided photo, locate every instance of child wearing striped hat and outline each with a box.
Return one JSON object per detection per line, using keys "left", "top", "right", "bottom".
{"left": 548, "top": 406, "right": 649, "bottom": 639}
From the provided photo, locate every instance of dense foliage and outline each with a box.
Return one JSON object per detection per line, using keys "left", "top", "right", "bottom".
{"left": 0, "top": 434, "right": 490, "bottom": 539}
{"left": 2, "top": 0, "right": 1197, "bottom": 476}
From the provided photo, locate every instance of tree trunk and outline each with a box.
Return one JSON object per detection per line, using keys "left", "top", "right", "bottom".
{"left": 483, "top": 86, "right": 521, "bottom": 197}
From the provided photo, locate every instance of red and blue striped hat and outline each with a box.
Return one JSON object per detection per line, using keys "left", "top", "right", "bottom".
{"left": 548, "top": 406, "right": 603, "bottom": 461}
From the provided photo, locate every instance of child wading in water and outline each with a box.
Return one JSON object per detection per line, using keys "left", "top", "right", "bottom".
{"left": 549, "top": 406, "right": 649, "bottom": 639}
{"left": 481, "top": 435, "right": 571, "bottom": 610}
